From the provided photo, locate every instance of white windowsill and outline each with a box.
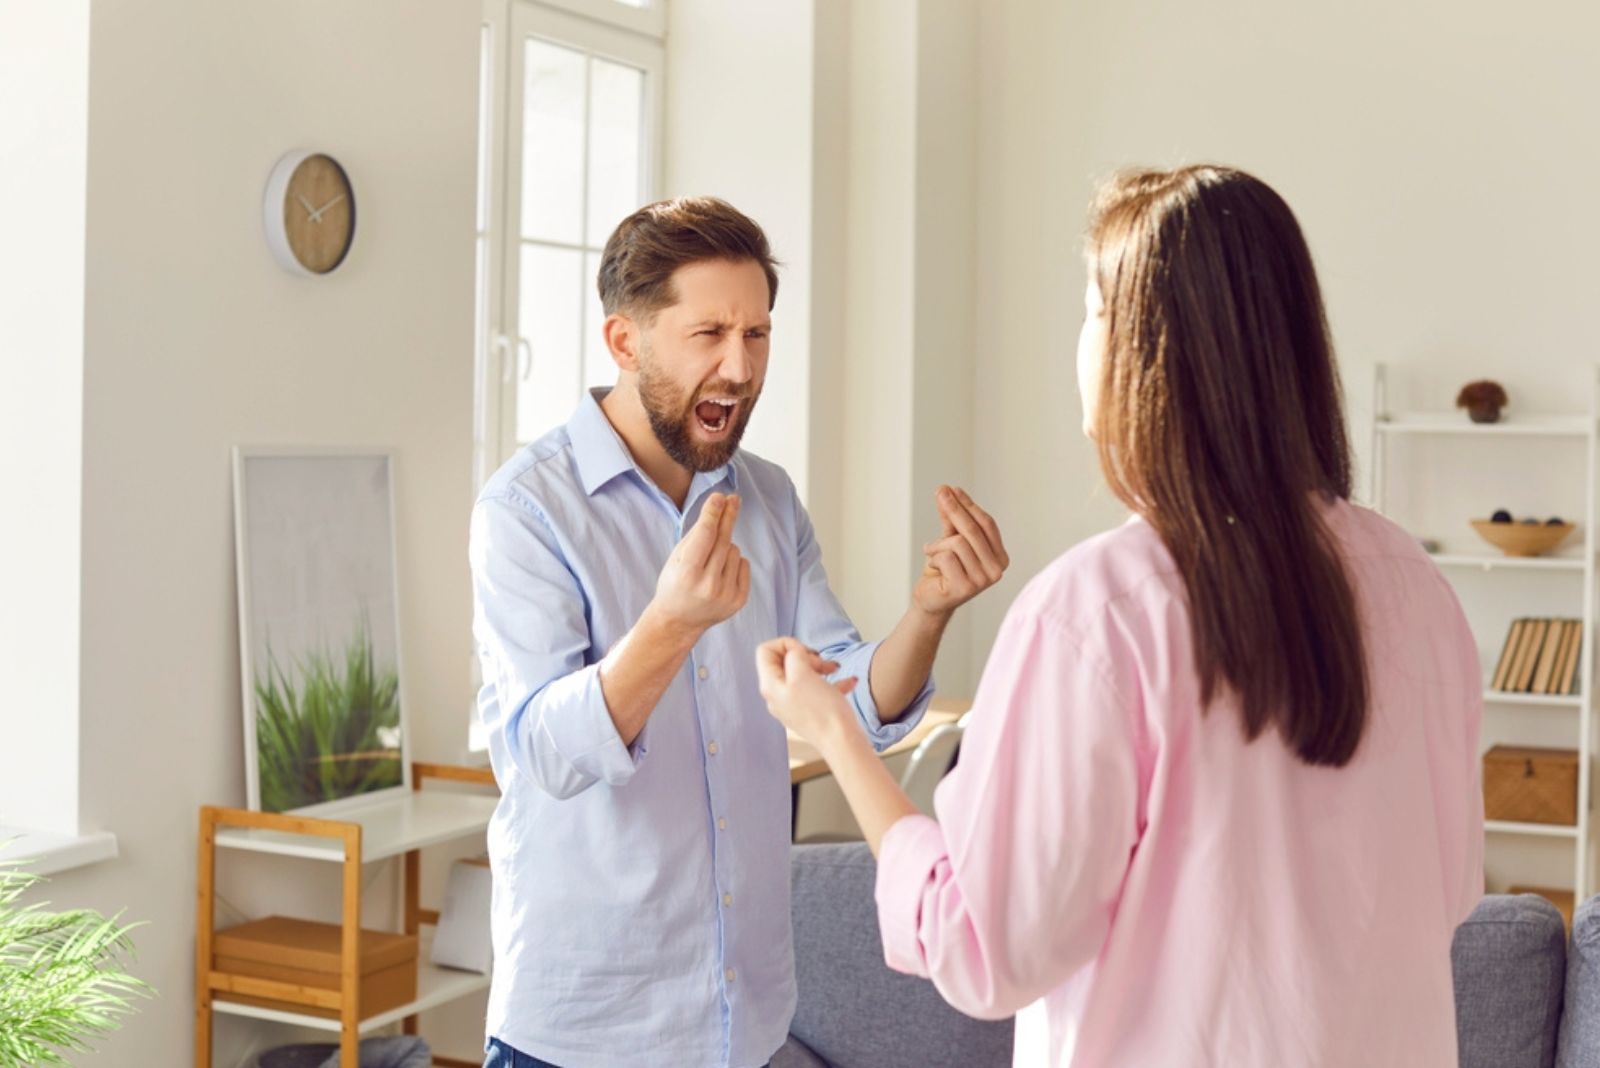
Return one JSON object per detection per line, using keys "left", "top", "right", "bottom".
{"left": 0, "top": 826, "right": 119, "bottom": 877}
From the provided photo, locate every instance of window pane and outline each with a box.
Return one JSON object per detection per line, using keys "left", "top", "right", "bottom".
{"left": 518, "top": 244, "right": 584, "bottom": 443}
{"left": 477, "top": 24, "right": 493, "bottom": 234}
{"left": 521, "top": 39, "right": 585, "bottom": 245}
{"left": 586, "top": 58, "right": 644, "bottom": 244}
{"left": 583, "top": 250, "right": 613, "bottom": 390}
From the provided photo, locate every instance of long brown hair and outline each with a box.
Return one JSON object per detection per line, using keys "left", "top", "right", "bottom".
{"left": 1087, "top": 165, "right": 1368, "bottom": 767}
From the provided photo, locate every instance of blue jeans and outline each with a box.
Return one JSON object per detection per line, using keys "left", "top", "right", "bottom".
{"left": 484, "top": 1037, "right": 769, "bottom": 1068}
{"left": 484, "top": 1038, "right": 561, "bottom": 1068}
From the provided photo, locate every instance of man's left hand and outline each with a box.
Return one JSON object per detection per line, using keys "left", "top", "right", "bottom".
{"left": 913, "top": 485, "right": 1009, "bottom": 617}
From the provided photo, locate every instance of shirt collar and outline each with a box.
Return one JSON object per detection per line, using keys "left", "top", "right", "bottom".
{"left": 568, "top": 389, "right": 635, "bottom": 496}
{"left": 568, "top": 388, "right": 739, "bottom": 499}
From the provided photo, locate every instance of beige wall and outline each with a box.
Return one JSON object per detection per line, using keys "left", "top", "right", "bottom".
{"left": 39, "top": 1, "right": 482, "bottom": 1063}
{"left": 967, "top": 0, "right": 1600, "bottom": 673}
{"left": 968, "top": 0, "right": 1600, "bottom": 890}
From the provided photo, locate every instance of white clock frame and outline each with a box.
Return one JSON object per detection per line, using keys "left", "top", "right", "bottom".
{"left": 262, "top": 150, "right": 354, "bottom": 277}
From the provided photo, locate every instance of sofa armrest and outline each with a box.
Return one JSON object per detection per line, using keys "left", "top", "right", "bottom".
{"left": 1556, "top": 892, "right": 1600, "bottom": 1066}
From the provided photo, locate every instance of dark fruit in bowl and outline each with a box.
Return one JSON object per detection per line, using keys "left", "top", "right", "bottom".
{"left": 1547, "top": 517, "right": 1565, "bottom": 526}
{"left": 1491, "top": 510, "right": 1513, "bottom": 523}
{"left": 1521, "top": 518, "right": 1540, "bottom": 525}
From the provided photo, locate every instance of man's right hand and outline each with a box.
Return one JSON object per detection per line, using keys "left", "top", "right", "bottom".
{"left": 651, "top": 492, "right": 751, "bottom": 632}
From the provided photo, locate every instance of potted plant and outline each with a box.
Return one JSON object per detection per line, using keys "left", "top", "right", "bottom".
{"left": 0, "top": 860, "right": 150, "bottom": 1067}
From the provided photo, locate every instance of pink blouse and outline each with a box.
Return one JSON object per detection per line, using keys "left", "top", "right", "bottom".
{"left": 877, "top": 501, "right": 1484, "bottom": 1066}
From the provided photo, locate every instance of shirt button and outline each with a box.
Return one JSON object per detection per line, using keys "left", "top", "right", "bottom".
{"left": 725, "top": 968, "right": 736, "bottom": 983}
{"left": 707, "top": 742, "right": 718, "bottom": 755}
{"left": 723, "top": 893, "right": 733, "bottom": 907}
{"left": 698, "top": 666, "right": 709, "bottom": 680}
{"left": 718, "top": 818, "right": 727, "bottom": 830}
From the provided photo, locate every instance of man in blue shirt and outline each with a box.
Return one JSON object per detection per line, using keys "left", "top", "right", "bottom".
{"left": 471, "top": 197, "right": 1010, "bottom": 1068}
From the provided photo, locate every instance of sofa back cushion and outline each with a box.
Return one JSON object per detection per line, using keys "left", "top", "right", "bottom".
{"left": 1454, "top": 893, "right": 1565, "bottom": 1068}
{"left": 789, "top": 843, "right": 1014, "bottom": 1068}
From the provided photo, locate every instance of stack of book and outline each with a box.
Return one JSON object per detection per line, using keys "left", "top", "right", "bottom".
{"left": 1489, "top": 618, "right": 1584, "bottom": 695}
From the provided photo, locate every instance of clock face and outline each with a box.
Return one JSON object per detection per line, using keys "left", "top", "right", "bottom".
{"left": 278, "top": 154, "right": 355, "bottom": 274}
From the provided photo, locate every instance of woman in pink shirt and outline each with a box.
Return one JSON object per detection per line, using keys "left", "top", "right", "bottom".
{"left": 758, "top": 165, "right": 1484, "bottom": 1066}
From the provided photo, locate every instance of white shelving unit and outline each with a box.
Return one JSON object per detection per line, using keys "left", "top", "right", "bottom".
{"left": 1370, "top": 364, "right": 1599, "bottom": 899}
{"left": 1430, "top": 553, "right": 1587, "bottom": 573}
{"left": 213, "top": 790, "right": 498, "bottom": 863}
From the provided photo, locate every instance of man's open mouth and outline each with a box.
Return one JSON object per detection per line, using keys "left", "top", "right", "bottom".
{"left": 694, "top": 397, "right": 739, "bottom": 434}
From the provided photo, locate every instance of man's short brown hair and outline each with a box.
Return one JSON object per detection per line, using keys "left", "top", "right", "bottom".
{"left": 596, "top": 197, "right": 780, "bottom": 321}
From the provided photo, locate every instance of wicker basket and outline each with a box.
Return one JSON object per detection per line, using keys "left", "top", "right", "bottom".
{"left": 1483, "top": 746, "right": 1578, "bottom": 825}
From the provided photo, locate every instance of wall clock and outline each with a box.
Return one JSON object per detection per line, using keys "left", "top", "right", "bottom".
{"left": 263, "top": 151, "right": 356, "bottom": 276}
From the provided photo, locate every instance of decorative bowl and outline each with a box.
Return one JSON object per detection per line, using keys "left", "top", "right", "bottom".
{"left": 1470, "top": 519, "right": 1576, "bottom": 558}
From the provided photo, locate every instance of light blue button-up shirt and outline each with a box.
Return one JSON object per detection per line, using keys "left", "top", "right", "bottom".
{"left": 470, "top": 390, "right": 932, "bottom": 1068}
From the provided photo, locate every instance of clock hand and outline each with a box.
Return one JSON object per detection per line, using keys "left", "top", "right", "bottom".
{"left": 309, "top": 193, "right": 347, "bottom": 223}
{"left": 296, "top": 193, "right": 317, "bottom": 218}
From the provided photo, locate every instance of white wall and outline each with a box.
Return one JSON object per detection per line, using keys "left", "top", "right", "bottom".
{"left": 834, "top": 0, "right": 919, "bottom": 642}
{"left": 807, "top": 0, "right": 985, "bottom": 693}
{"left": 31, "top": 2, "right": 483, "bottom": 1064}
{"left": 664, "top": 0, "right": 818, "bottom": 513}
{"left": 0, "top": 0, "right": 90, "bottom": 836}
{"left": 665, "top": 0, "right": 985, "bottom": 695}
{"left": 805, "top": 0, "right": 851, "bottom": 574}
{"left": 909, "top": 0, "right": 979, "bottom": 692}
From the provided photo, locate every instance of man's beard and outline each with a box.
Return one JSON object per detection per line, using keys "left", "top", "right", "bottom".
{"left": 637, "top": 352, "right": 760, "bottom": 472}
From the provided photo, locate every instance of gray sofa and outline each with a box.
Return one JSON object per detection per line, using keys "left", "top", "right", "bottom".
{"left": 777, "top": 843, "right": 1600, "bottom": 1068}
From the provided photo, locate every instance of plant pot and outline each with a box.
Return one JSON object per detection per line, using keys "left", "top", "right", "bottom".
{"left": 1467, "top": 404, "right": 1503, "bottom": 424}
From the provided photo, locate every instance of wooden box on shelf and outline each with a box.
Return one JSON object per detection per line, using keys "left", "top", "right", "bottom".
{"left": 1484, "top": 746, "right": 1580, "bottom": 826}
{"left": 214, "top": 916, "right": 418, "bottom": 1018}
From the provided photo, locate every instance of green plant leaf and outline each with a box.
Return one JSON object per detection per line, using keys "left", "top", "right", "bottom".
{"left": 254, "top": 619, "right": 403, "bottom": 812}
{"left": 0, "top": 860, "right": 152, "bottom": 1067}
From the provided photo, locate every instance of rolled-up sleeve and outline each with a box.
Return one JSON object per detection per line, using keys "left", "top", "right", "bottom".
{"left": 470, "top": 491, "right": 645, "bottom": 800}
{"left": 789, "top": 487, "right": 931, "bottom": 750}
{"left": 874, "top": 599, "right": 1141, "bottom": 1021}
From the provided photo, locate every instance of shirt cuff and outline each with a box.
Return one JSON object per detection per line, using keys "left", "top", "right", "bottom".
{"left": 533, "top": 663, "right": 646, "bottom": 788}
{"left": 874, "top": 813, "right": 950, "bottom": 976}
{"left": 833, "top": 639, "right": 933, "bottom": 751}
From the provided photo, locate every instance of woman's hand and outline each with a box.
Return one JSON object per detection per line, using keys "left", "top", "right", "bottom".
{"left": 759, "top": 637, "right": 920, "bottom": 856}
{"left": 756, "top": 637, "right": 859, "bottom": 745}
